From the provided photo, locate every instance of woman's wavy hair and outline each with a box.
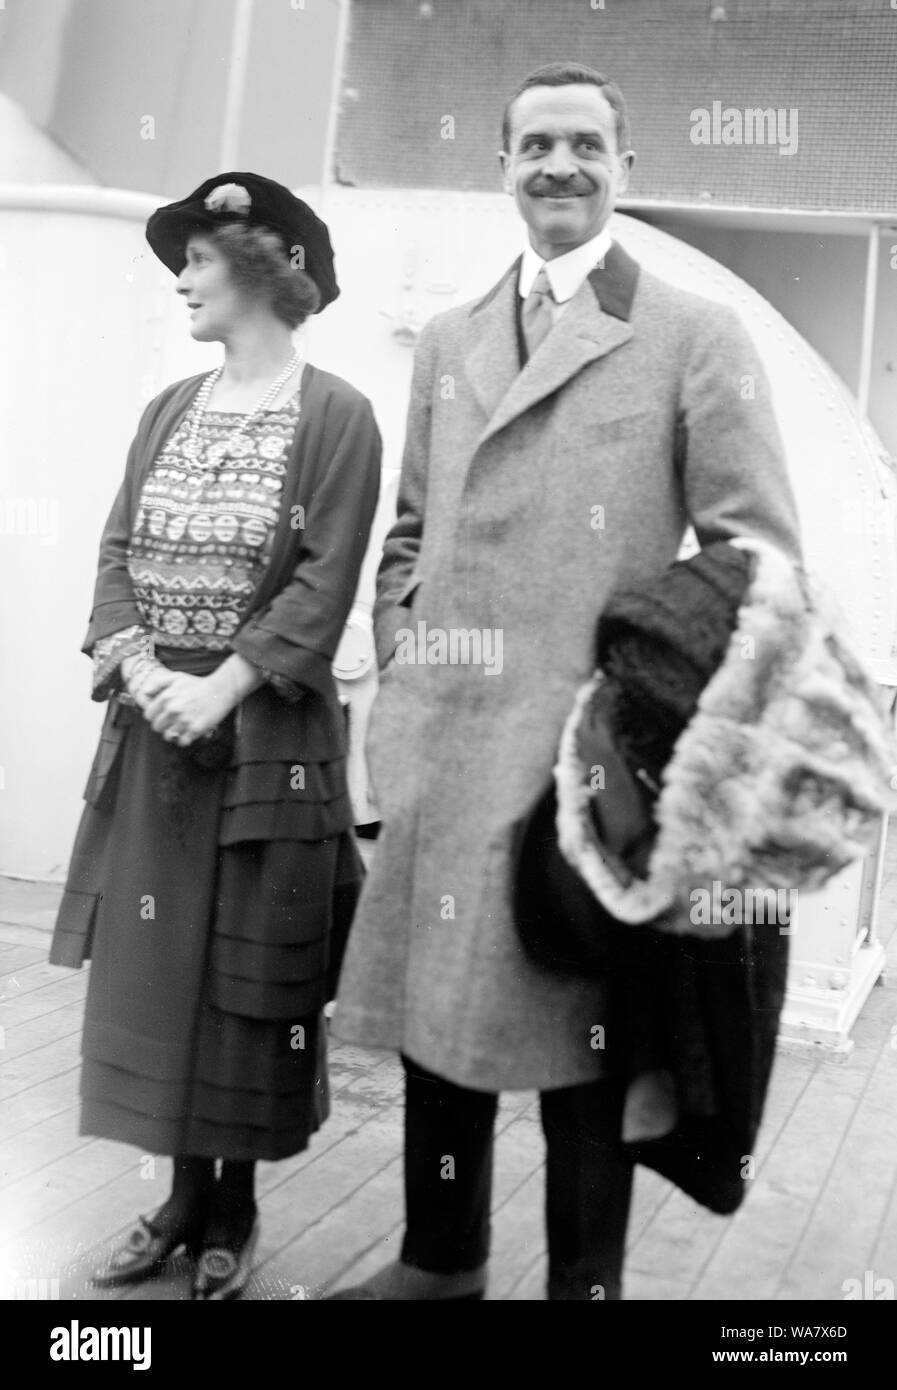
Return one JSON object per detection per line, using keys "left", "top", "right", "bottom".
{"left": 210, "top": 221, "right": 321, "bottom": 328}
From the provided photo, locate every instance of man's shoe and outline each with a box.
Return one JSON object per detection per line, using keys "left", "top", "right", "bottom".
{"left": 325, "top": 1259, "right": 486, "bottom": 1301}
{"left": 91, "top": 1212, "right": 203, "bottom": 1289}
{"left": 192, "top": 1215, "right": 259, "bottom": 1301}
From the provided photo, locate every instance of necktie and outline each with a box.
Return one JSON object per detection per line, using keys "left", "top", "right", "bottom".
{"left": 521, "top": 265, "right": 556, "bottom": 358}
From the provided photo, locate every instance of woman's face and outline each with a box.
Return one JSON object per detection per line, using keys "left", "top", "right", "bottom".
{"left": 176, "top": 234, "right": 255, "bottom": 341}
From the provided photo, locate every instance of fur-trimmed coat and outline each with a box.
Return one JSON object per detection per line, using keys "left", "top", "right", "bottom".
{"left": 553, "top": 539, "right": 894, "bottom": 932}
{"left": 513, "top": 539, "right": 895, "bottom": 1207}
{"left": 333, "top": 242, "right": 803, "bottom": 1092}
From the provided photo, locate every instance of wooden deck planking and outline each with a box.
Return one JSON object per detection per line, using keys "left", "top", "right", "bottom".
{"left": 0, "top": 945, "right": 49, "bottom": 978}
{"left": 0, "top": 958, "right": 85, "bottom": 1001}
{"left": 253, "top": 1156, "right": 406, "bottom": 1299}
{"left": 1, "top": 1133, "right": 149, "bottom": 1240}
{"left": 774, "top": 1006, "right": 897, "bottom": 1300}
{"left": 0, "top": 1105, "right": 87, "bottom": 1189}
{"left": 0, "top": 921, "right": 63, "bottom": 951}
{"left": 0, "top": 1001, "right": 85, "bottom": 1062}
{"left": 626, "top": 1190, "right": 732, "bottom": 1292}
{"left": 870, "top": 1152, "right": 897, "bottom": 1278}
{"left": 621, "top": 1060, "right": 816, "bottom": 1296}
{"left": 0, "top": 971, "right": 88, "bottom": 1028}
{"left": 0, "top": 1067, "right": 81, "bottom": 1144}
{"left": 0, "top": 1031, "right": 81, "bottom": 1102}
{"left": 2, "top": 870, "right": 897, "bottom": 1301}
{"left": 693, "top": 1182, "right": 817, "bottom": 1301}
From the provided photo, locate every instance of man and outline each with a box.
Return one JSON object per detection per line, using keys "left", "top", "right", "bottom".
{"left": 331, "top": 61, "right": 801, "bottom": 1300}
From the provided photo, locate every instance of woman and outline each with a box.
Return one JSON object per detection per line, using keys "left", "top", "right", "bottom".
{"left": 49, "top": 172, "right": 381, "bottom": 1299}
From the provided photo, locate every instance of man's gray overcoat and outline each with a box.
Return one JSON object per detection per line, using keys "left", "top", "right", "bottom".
{"left": 334, "top": 243, "right": 803, "bottom": 1092}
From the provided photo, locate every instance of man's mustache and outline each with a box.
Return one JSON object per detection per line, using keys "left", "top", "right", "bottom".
{"left": 526, "top": 180, "right": 598, "bottom": 197}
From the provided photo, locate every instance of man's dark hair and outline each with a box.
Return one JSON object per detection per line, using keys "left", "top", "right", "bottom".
{"left": 501, "top": 61, "right": 631, "bottom": 154}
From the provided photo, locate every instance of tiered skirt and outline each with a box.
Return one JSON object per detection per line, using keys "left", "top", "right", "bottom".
{"left": 54, "top": 677, "right": 362, "bottom": 1162}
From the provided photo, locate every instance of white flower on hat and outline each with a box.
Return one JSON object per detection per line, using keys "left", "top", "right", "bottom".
{"left": 204, "top": 182, "right": 252, "bottom": 215}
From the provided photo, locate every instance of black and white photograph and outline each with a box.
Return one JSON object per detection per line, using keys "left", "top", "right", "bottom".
{"left": 1, "top": 0, "right": 896, "bottom": 1357}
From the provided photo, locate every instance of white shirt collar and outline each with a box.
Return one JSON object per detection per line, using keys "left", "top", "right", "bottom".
{"left": 519, "top": 227, "right": 613, "bottom": 303}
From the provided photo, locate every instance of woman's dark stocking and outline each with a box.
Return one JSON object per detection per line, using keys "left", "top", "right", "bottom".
{"left": 205, "top": 1160, "right": 258, "bottom": 1250}
{"left": 150, "top": 1155, "right": 215, "bottom": 1235}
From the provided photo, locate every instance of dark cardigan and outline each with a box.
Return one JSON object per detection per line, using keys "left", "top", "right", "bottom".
{"left": 83, "top": 365, "right": 382, "bottom": 695}
{"left": 51, "top": 365, "right": 381, "bottom": 969}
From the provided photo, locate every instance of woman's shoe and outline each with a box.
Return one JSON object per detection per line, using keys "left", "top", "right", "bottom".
{"left": 91, "top": 1212, "right": 203, "bottom": 1289}
{"left": 192, "top": 1215, "right": 259, "bottom": 1301}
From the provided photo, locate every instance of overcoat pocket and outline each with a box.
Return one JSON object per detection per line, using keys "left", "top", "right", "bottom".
{"left": 592, "top": 407, "right": 657, "bottom": 442}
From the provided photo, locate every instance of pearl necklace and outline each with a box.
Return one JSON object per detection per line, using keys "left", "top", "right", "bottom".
{"left": 182, "top": 351, "right": 303, "bottom": 465}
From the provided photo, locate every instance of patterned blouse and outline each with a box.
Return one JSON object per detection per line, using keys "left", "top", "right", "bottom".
{"left": 93, "top": 390, "right": 301, "bottom": 699}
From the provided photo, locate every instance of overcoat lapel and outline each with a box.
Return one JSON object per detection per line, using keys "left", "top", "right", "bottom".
{"left": 462, "top": 259, "right": 522, "bottom": 425}
{"left": 462, "top": 241, "right": 640, "bottom": 450}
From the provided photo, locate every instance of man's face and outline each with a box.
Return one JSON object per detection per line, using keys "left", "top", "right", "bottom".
{"left": 500, "top": 84, "right": 633, "bottom": 260}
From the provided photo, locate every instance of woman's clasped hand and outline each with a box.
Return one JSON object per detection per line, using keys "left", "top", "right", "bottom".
{"left": 121, "top": 656, "right": 240, "bottom": 745}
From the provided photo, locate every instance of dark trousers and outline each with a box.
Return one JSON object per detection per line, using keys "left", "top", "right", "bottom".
{"left": 399, "top": 1054, "right": 634, "bottom": 1300}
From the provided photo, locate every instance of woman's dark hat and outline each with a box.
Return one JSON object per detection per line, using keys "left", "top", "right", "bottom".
{"left": 145, "top": 171, "right": 339, "bottom": 311}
